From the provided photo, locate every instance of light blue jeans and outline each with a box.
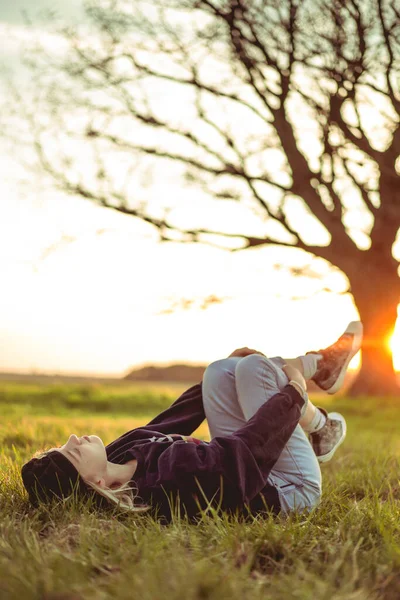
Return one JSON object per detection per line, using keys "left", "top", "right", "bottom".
{"left": 202, "top": 354, "right": 322, "bottom": 513}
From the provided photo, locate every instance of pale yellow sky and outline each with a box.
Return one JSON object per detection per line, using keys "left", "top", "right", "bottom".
{"left": 0, "top": 6, "right": 399, "bottom": 376}
{"left": 2, "top": 159, "right": 392, "bottom": 376}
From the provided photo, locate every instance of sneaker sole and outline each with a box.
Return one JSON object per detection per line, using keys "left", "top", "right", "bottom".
{"left": 317, "top": 412, "right": 347, "bottom": 463}
{"left": 326, "top": 321, "right": 363, "bottom": 394}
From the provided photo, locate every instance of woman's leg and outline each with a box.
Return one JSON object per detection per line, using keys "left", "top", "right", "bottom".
{"left": 202, "top": 355, "right": 321, "bottom": 513}
{"left": 202, "top": 357, "right": 245, "bottom": 438}
{"left": 270, "top": 356, "right": 326, "bottom": 432}
{"left": 203, "top": 355, "right": 323, "bottom": 438}
{"left": 235, "top": 354, "right": 321, "bottom": 512}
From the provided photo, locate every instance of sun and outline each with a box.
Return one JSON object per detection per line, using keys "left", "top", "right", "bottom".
{"left": 389, "top": 330, "right": 400, "bottom": 372}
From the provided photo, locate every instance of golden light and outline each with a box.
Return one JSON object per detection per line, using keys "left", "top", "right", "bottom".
{"left": 389, "top": 329, "right": 400, "bottom": 372}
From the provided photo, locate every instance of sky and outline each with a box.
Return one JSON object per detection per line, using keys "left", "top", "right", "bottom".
{"left": 0, "top": 0, "right": 398, "bottom": 376}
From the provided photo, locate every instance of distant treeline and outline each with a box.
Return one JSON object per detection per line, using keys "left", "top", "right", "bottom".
{"left": 125, "top": 364, "right": 206, "bottom": 382}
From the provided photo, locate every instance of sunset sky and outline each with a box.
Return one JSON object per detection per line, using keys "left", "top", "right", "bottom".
{"left": 0, "top": 0, "right": 399, "bottom": 377}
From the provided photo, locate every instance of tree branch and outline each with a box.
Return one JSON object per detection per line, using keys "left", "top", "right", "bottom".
{"left": 376, "top": 0, "right": 400, "bottom": 116}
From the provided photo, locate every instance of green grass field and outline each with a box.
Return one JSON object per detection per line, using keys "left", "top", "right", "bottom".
{"left": 0, "top": 381, "right": 400, "bottom": 600}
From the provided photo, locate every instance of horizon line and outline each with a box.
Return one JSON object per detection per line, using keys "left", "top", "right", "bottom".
{"left": 0, "top": 362, "right": 365, "bottom": 380}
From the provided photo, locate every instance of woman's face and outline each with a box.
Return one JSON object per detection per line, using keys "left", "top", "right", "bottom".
{"left": 57, "top": 434, "right": 108, "bottom": 485}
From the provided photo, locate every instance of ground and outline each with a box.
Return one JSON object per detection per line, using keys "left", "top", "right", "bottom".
{"left": 0, "top": 381, "right": 399, "bottom": 600}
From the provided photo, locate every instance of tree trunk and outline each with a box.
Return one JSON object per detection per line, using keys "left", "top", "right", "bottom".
{"left": 349, "top": 268, "right": 400, "bottom": 397}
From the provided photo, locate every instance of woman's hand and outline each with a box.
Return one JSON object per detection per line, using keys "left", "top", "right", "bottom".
{"left": 228, "top": 347, "right": 266, "bottom": 358}
{"left": 282, "top": 364, "right": 307, "bottom": 392}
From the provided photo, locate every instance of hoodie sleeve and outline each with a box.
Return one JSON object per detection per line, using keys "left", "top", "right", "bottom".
{"left": 155, "top": 385, "right": 304, "bottom": 504}
{"left": 141, "top": 383, "right": 206, "bottom": 436}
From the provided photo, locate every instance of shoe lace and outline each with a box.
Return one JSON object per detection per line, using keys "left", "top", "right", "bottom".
{"left": 317, "top": 333, "right": 352, "bottom": 361}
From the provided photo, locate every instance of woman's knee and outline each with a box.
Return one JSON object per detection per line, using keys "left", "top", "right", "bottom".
{"left": 203, "top": 358, "right": 238, "bottom": 391}
{"left": 235, "top": 353, "right": 278, "bottom": 381}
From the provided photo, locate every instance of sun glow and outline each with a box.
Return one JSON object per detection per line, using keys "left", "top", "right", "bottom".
{"left": 389, "top": 317, "right": 400, "bottom": 372}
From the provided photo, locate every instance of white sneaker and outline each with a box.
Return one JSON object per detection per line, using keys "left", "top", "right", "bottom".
{"left": 309, "top": 411, "right": 347, "bottom": 463}
{"left": 308, "top": 321, "right": 363, "bottom": 394}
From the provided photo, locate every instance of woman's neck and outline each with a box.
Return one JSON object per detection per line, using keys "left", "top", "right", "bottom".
{"left": 106, "top": 459, "right": 137, "bottom": 486}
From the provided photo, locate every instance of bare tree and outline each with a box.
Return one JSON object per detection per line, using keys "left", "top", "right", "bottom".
{"left": 14, "top": 0, "right": 400, "bottom": 394}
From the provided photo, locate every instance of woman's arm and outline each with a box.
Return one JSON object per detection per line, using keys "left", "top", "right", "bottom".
{"left": 141, "top": 383, "right": 206, "bottom": 436}
{"left": 136, "top": 348, "right": 269, "bottom": 437}
{"left": 157, "top": 384, "right": 304, "bottom": 505}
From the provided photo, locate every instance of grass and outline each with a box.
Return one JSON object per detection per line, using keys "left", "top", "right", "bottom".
{"left": 0, "top": 381, "right": 400, "bottom": 599}
{"left": 0, "top": 380, "right": 192, "bottom": 417}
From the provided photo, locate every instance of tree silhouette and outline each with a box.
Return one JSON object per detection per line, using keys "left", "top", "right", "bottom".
{"left": 17, "top": 0, "right": 400, "bottom": 394}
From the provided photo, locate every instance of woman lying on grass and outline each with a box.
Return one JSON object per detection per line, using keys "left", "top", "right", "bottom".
{"left": 21, "top": 322, "right": 363, "bottom": 521}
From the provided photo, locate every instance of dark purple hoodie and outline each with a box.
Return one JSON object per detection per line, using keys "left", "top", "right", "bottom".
{"left": 106, "top": 383, "right": 304, "bottom": 521}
